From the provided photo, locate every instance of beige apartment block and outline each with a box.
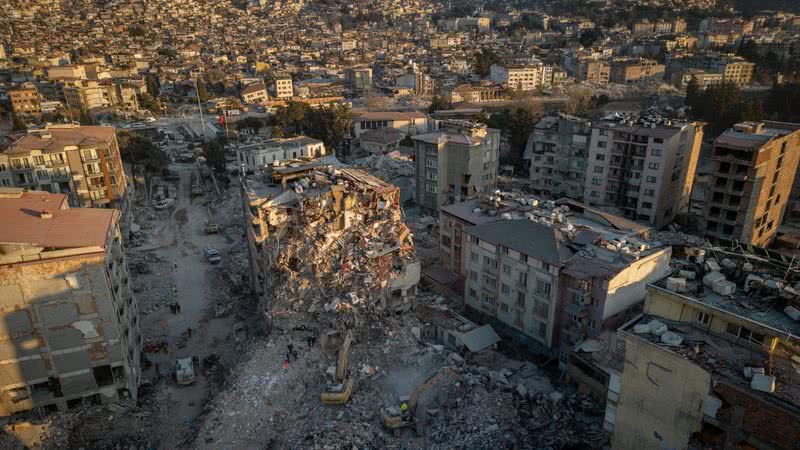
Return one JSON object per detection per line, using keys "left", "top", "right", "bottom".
{"left": 704, "top": 121, "right": 800, "bottom": 246}
{"left": 0, "top": 189, "right": 141, "bottom": 415}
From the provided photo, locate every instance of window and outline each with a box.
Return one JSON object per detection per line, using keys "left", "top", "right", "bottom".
{"left": 501, "top": 284, "right": 510, "bottom": 294}
{"left": 470, "top": 253, "right": 478, "bottom": 263}
{"left": 534, "top": 301, "right": 548, "bottom": 318}
{"left": 542, "top": 262, "right": 551, "bottom": 272}
{"left": 648, "top": 162, "right": 660, "bottom": 170}
{"left": 516, "top": 292, "right": 525, "bottom": 307}
{"left": 482, "top": 294, "right": 496, "bottom": 306}
{"left": 502, "top": 264, "right": 511, "bottom": 275}
{"left": 587, "top": 319, "right": 596, "bottom": 329}
{"left": 696, "top": 311, "right": 711, "bottom": 326}
{"left": 593, "top": 166, "right": 604, "bottom": 174}
{"left": 469, "top": 271, "right": 477, "bottom": 281}
{"left": 597, "top": 141, "right": 607, "bottom": 148}
{"left": 536, "top": 280, "right": 551, "bottom": 296}
{"left": 518, "top": 272, "right": 528, "bottom": 287}
{"left": 441, "top": 235, "right": 451, "bottom": 246}
{"left": 644, "top": 188, "right": 655, "bottom": 196}
{"left": 469, "top": 288, "right": 477, "bottom": 298}
{"left": 646, "top": 176, "right": 657, "bottom": 183}
{"left": 33, "top": 155, "right": 45, "bottom": 165}
{"left": 537, "top": 322, "right": 547, "bottom": 339}
{"left": 725, "top": 323, "right": 765, "bottom": 345}
{"left": 641, "top": 202, "right": 652, "bottom": 209}
{"left": 484, "top": 276, "right": 497, "bottom": 288}
{"left": 592, "top": 178, "right": 601, "bottom": 186}
{"left": 500, "top": 303, "right": 509, "bottom": 313}
{"left": 483, "top": 256, "right": 497, "bottom": 269}
{"left": 651, "top": 149, "right": 661, "bottom": 157}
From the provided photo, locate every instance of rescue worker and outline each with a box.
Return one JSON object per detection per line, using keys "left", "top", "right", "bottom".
{"left": 400, "top": 401, "right": 409, "bottom": 420}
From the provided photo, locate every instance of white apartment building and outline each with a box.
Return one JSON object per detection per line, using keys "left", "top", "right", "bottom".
{"left": 236, "top": 136, "right": 326, "bottom": 172}
{"left": 413, "top": 120, "right": 500, "bottom": 211}
{"left": 583, "top": 116, "right": 704, "bottom": 227}
{"left": 525, "top": 114, "right": 592, "bottom": 200}
{"left": 274, "top": 76, "right": 293, "bottom": 99}
{"left": 489, "top": 63, "right": 553, "bottom": 91}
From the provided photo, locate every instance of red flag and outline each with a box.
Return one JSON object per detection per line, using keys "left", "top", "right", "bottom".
{"left": 218, "top": 114, "right": 225, "bottom": 125}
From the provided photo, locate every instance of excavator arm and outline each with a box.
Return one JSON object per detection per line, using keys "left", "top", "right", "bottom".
{"left": 407, "top": 367, "right": 463, "bottom": 410}
{"left": 335, "top": 330, "right": 354, "bottom": 382}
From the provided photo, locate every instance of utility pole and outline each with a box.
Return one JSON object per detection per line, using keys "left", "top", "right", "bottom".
{"left": 195, "top": 79, "right": 206, "bottom": 142}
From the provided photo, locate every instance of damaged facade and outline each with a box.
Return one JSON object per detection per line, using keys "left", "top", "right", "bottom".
{"left": 0, "top": 189, "right": 141, "bottom": 416}
{"left": 613, "top": 249, "right": 800, "bottom": 450}
{"left": 241, "top": 162, "right": 421, "bottom": 320}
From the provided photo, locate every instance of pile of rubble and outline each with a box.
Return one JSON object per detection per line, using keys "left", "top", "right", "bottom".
{"left": 245, "top": 167, "right": 421, "bottom": 324}
{"left": 407, "top": 215, "right": 440, "bottom": 266}
{"left": 351, "top": 153, "right": 415, "bottom": 181}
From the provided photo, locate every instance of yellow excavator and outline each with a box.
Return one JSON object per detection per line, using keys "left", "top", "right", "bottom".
{"left": 382, "top": 367, "right": 464, "bottom": 435}
{"left": 320, "top": 330, "right": 354, "bottom": 405}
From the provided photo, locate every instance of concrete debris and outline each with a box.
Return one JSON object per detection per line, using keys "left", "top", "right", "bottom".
{"left": 750, "top": 373, "right": 777, "bottom": 393}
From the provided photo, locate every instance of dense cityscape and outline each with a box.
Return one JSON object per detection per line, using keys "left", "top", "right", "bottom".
{"left": 0, "top": 0, "right": 799, "bottom": 448}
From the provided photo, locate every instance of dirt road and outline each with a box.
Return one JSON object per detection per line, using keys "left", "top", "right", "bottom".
{"left": 136, "top": 163, "right": 239, "bottom": 447}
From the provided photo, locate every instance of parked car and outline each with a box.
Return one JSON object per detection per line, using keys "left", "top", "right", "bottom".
{"left": 204, "top": 248, "right": 221, "bottom": 264}
{"left": 176, "top": 358, "right": 195, "bottom": 385}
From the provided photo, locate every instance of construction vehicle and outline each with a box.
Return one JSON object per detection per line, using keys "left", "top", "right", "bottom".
{"left": 204, "top": 220, "right": 219, "bottom": 234}
{"left": 382, "top": 367, "right": 464, "bottom": 435}
{"left": 320, "top": 330, "right": 354, "bottom": 405}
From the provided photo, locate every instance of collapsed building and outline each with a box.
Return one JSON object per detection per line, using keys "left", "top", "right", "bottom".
{"left": 241, "top": 161, "right": 421, "bottom": 325}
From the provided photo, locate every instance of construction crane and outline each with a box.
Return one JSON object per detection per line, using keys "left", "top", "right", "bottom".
{"left": 382, "top": 367, "right": 464, "bottom": 435}
{"left": 320, "top": 330, "right": 354, "bottom": 405}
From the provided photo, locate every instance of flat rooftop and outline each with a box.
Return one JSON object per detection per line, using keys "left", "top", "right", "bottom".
{"left": 650, "top": 269, "right": 800, "bottom": 339}
{"left": 622, "top": 315, "right": 800, "bottom": 411}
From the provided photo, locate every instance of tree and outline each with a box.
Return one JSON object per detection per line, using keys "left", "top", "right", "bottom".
{"left": 236, "top": 116, "right": 266, "bottom": 133}
{"left": 474, "top": 48, "right": 499, "bottom": 77}
{"left": 478, "top": 100, "right": 544, "bottom": 168}
{"left": 145, "top": 75, "right": 161, "bottom": 97}
{"left": 12, "top": 114, "right": 26, "bottom": 131}
{"left": 195, "top": 78, "right": 211, "bottom": 102}
{"left": 117, "top": 131, "right": 169, "bottom": 173}
{"left": 203, "top": 137, "right": 227, "bottom": 172}
{"left": 79, "top": 108, "right": 93, "bottom": 125}
{"left": 685, "top": 76, "right": 700, "bottom": 106}
{"left": 138, "top": 93, "right": 161, "bottom": 114}
{"left": 765, "top": 83, "right": 800, "bottom": 122}
{"left": 579, "top": 29, "right": 600, "bottom": 48}
{"left": 428, "top": 95, "right": 453, "bottom": 113}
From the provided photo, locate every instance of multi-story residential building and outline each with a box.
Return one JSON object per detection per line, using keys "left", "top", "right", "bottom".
{"left": 574, "top": 60, "right": 610, "bottom": 84}
{"left": 241, "top": 81, "right": 269, "bottom": 104}
{"left": 63, "top": 80, "right": 115, "bottom": 111}
{"left": 235, "top": 136, "right": 326, "bottom": 172}
{"left": 461, "top": 203, "right": 670, "bottom": 357}
{"left": 674, "top": 69, "right": 724, "bottom": 88}
{"left": 584, "top": 116, "right": 704, "bottom": 227}
{"left": 667, "top": 54, "right": 755, "bottom": 87}
{"left": 632, "top": 18, "right": 687, "bottom": 35}
{"left": 9, "top": 83, "right": 42, "bottom": 117}
{"left": 703, "top": 121, "right": 800, "bottom": 246}
{"left": 3, "top": 125, "right": 129, "bottom": 214}
{"left": 46, "top": 64, "right": 88, "bottom": 81}
{"left": 413, "top": 120, "right": 500, "bottom": 211}
{"left": 344, "top": 67, "right": 373, "bottom": 95}
{"left": 273, "top": 75, "right": 293, "bottom": 99}
{"left": 350, "top": 111, "right": 430, "bottom": 140}
{"left": 448, "top": 84, "right": 508, "bottom": 104}
{"left": 609, "top": 58, "right": 665, "bottom": 83}
{"left": 613, "top": 260, "right": 799, "bottom": 450}
{"left": 525, "top": 114, "right": 592, "bottom": 200}
{"left": 489, "top": 63, "right": 553, "bottom": 91}
{"left": 0, "top": 189, "right": 141, "bottom": 415}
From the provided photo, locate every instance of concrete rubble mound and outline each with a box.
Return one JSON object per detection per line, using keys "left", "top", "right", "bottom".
{"left": 244, "top": 165, "right": 421, "bottom": 325}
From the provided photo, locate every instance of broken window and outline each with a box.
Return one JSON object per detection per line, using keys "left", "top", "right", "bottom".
{"left": 93, "top": 365, "right": 114, "bottom": 387}
{"left": 112, "top": 366, "right": 125, "bottom": 383}
{"left": 6, "top": 387, "right": 29, "bottom": 403}
{"left": 696, "top": 311, "right": 711, "bottom": 326}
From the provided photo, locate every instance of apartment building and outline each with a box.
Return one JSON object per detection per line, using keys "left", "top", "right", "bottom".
{"left": 9, "top": 83, "right": 42, "bottom": 117}
{"left": 241, "top": 81, "right": 269, "bottom": 104}
{"left": 703, "top": 121, "right": 800, "bottom": 246}
{"left": 3, "top": 125, "right": 129, "bottom": 214}
{"left": 236, "top": 136, "right": 326, "bottom": 172}
{"left": 413, "top": 120, "right": 500, "bottom": 211}
{"left": 63, "top": 80, "right": 115, "bottom": 110}
{"left": 574, "top": 60, "right": 610, "bottom": 84}
{"left": 0, "top": 189, "right": 141, "bottom": 415}
{"left": 344, "top": 68, "right": 373, "bottom": 95}
{"left": 609, "top": 58, "right": 665, "bottom": 83}
{"left": 584, "top": 116, "right": 704, "bottom": 227}
{"left": 448, "top": 84, "right": 508, "bottom": 104}
{"left": 675, "top": 69, "right": 724, "bottom": 88}
{"left": 489, "top": 63, "right": 553, "bottom": 91}
{"left": 46, "top": 64, "right": 88, "bottom": 81}
{"left": 632, "top": 18, "right": 687, "bottom": 35}
{"left": 613, "top": 260, "right": 799, "bottom": 450}
{"left": 668, "top": 54, "right": 755, "bottom": 87}
{"left": 350, "top": 111, "right": 430, "bottom": 140}
{"left": 273, "top": 75, "right": 293, "bottom": 99}
{"left": 525, "top": 114, "right": 592, "bottom": 200}
{"left": 461, "top": 202, "right": 670, "bottom": 357}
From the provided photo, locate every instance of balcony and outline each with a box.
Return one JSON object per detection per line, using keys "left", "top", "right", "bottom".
{"left": 565, "top": 302, "right": 589, "bottom": 317}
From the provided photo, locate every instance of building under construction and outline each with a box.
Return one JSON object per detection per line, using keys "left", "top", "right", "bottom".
{"left": 240, "top": 160, "right": 421, "bottom": 327}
